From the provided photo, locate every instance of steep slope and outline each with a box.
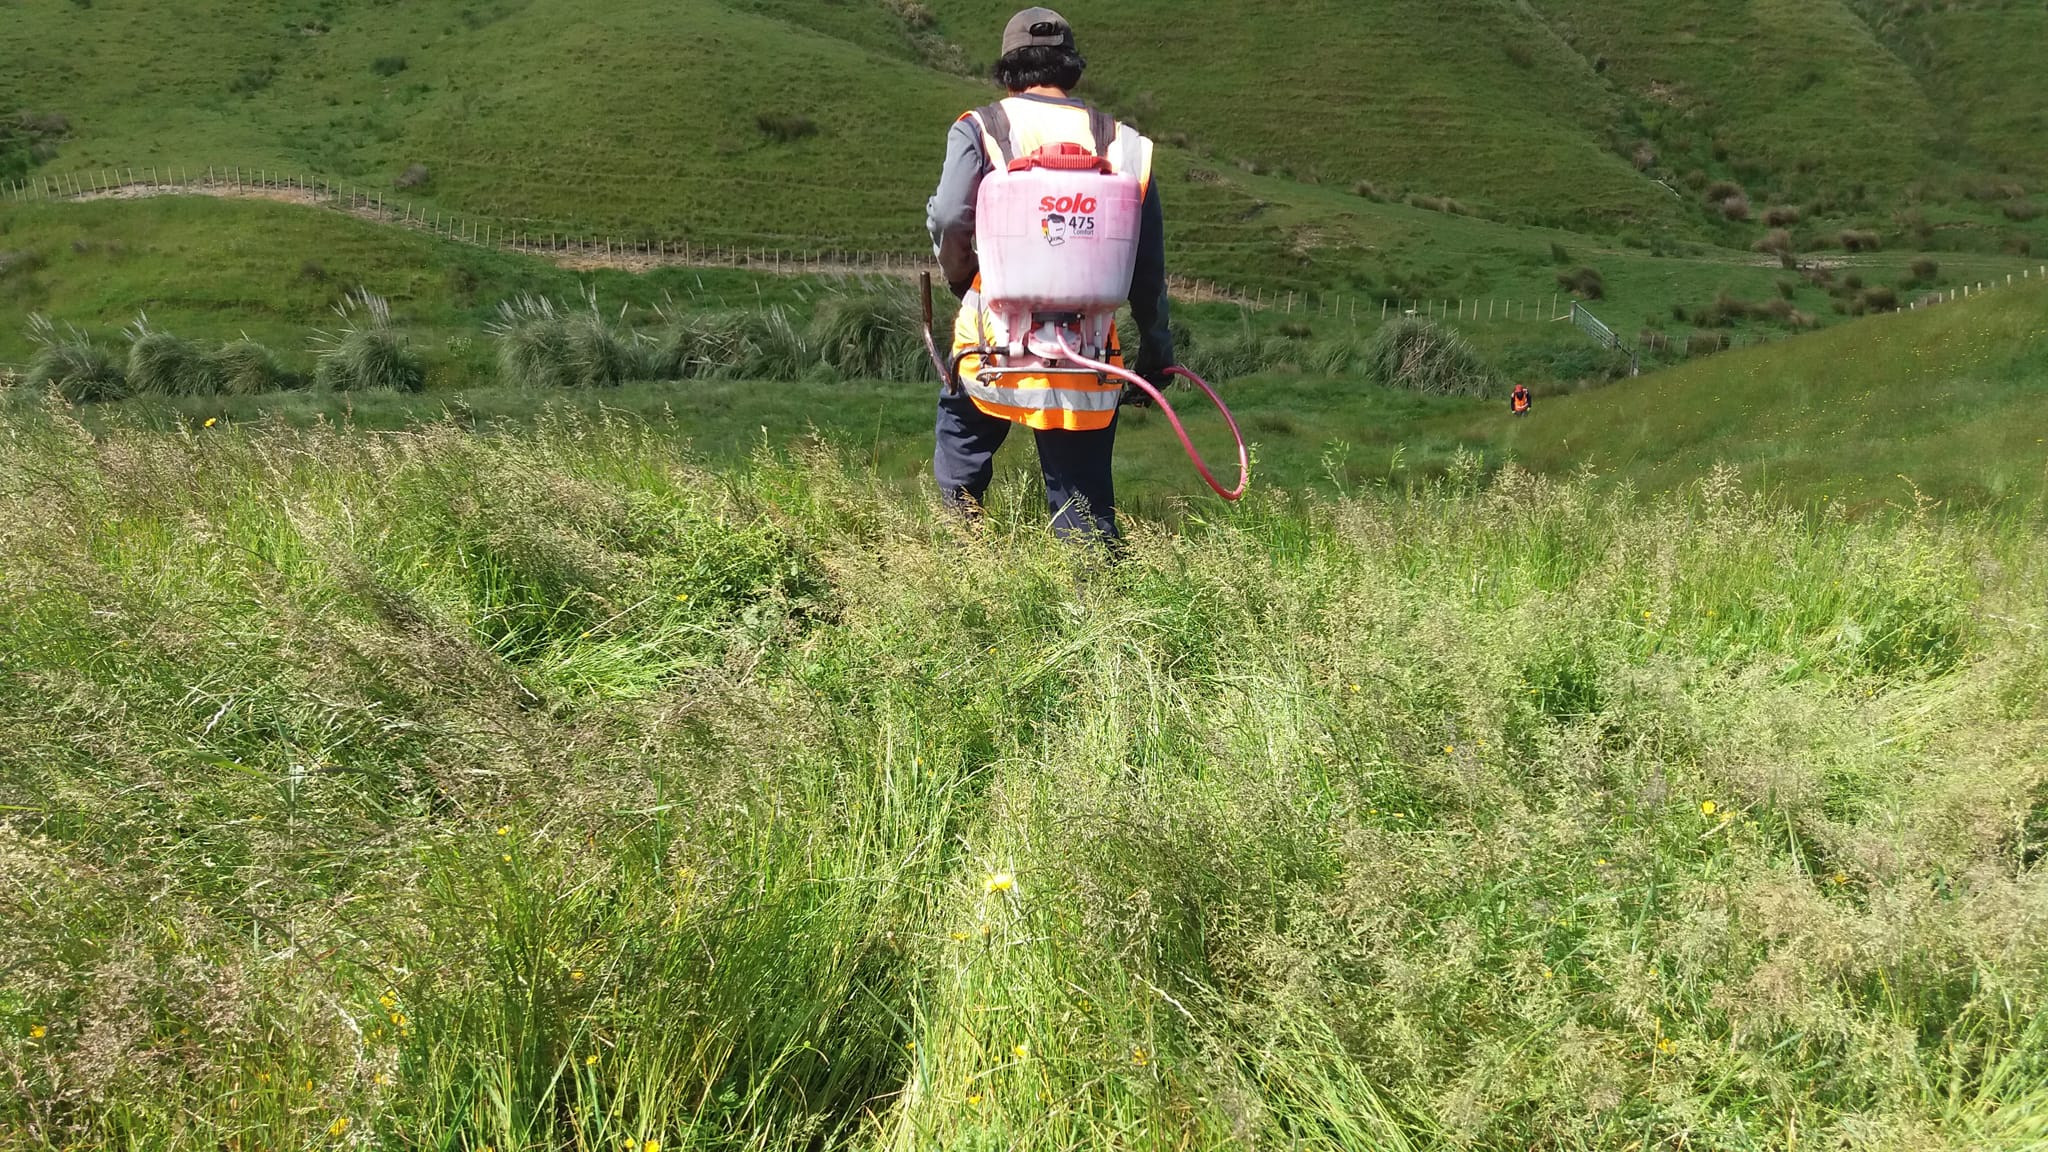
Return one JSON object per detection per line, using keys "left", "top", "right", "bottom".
{"left": 1525, "top": 0, "right": 1941, "bottom": 206}
{"left": 924, "top": 0, "right": 1678, "bottom": 228}
{"left": 1851, "top": 0, "right": 2048, "bottom": 188}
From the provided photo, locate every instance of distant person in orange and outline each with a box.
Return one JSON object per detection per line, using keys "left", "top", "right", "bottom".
{"left": 1511, "top": 384, "right": 1532, "bottom": 416}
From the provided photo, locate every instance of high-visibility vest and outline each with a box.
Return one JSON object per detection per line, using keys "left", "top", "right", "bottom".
{"left": 951, "top": 97, "right": 1155, "bottom": 432}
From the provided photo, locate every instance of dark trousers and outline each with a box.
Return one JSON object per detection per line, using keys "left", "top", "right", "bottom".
{"left": 934, "top": 388, "right": 1120, "bottom": 540}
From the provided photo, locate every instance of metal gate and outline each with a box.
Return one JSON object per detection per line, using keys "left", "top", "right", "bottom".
{"left": 1570, "top": 301, "right": 1640, "bottom": 377}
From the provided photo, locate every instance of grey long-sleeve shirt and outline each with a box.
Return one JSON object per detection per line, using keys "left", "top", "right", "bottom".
{"left": 925, "top": 94, "right": 1175, "bottom": 378}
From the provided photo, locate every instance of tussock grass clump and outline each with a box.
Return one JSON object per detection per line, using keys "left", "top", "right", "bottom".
{"left": 1754, "top": 228, "right": 1796, "bottom": 268}
{"left": 209, "top": 337, "right": 292, "bottom": 394}
{"left": 1839, "top": 229, "right": 1882, "bottom": 252}
{"left": 23, "top": 313, "right": 125, "bottom": 401}
{"left": 1762, "top": 204, "right": 1802, "bottom": 227}
{"left": 1362, "top": 316, "right": 1494, "bottom": 396}
{"left": 312, "top": 288, "right": 425, "bottom": 392}
{"left": 123, "top": 315, "right": 223, "bottom": 397}
{"left": 1557, "top": 265, "right": 1605, "bottom": 299}
{"left": 1, "top": 418, "right": 2039, "bottom": 1148}
{"left": 809, "top": 287, "right": 926, "bottom": 380}
{"left": 489, "top": 293, "right": 645, "bottom": 389}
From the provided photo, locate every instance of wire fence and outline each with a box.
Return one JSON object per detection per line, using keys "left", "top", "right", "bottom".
{"left": 5, "top": 165, "right": 1597, "bottom": 323}
{"left": 9, "top": 165, "right": 2045, "bottom": 361}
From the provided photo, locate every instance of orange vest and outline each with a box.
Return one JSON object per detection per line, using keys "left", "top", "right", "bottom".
{"left": 952, "top": 97, "right": 1155, "bottom": 432}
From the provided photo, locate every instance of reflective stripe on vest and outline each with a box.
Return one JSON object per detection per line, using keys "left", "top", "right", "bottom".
{"left": 951, "top": 287, "right": 1126, "bottom": 432}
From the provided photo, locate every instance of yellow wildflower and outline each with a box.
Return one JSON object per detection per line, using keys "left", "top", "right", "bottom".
{"left": 1833, "top": 872, "right": 1848, "bottom": 885}
{"left": 967, "top": 1093, "right": 983, "bottom": 1106}
{"left": 985, "top": 872, "right": 1014, "bottom": 894}
{"left": 378, "top": 992, "right": 396, "bottom": 1010}
{"left": 675, "top": 593, "right": 688, "bottom": 601}
{"left": 502, "top": 853, "right": 512, "bottom": 863}
{"left": 495, "top": 826, "right": 510, "bottom": 836}
{"left": 203, "top": 417, "right": 218, "bottom": 429}
{"left": 1131, "top": 1046, "right": 1149, "bottom": 1067}
{"left": 328, "top": 1117, "right": 351, "bottom": 1137}
{"left": 905, "top": 1040, "right": 917, "bottom": 1052}
{"left": 570, "top": 970, "right": 585, "bottom": 982}
{"left": 1348, "top": 683, "right": 1360, "bottom": 693}
{"left": 586, "top": 1054, "right": 599, "bottom": 1066}
{"left": 1443, "top": 744, "right": 1455, "bottom": 755}
{"left": 1656, "top": 1037, "right": 1677, "bottom": 1056}
{"left": 1700, "top": 800, "right": 1718, "bottom": 816}
{"left": 1541, "top": 967, "right": 1554, "bottom": 980}
{"left": 29, "top": 1025, "right": 46, "bottom": 1039}
{"left": 1013, "top": 1042, "right": 1030, "bottom": 1060}
{"left": 645, "top": 1140, "right": 661, "bottom": 1152}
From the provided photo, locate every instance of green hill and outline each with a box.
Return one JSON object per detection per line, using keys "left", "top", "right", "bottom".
{"left": 1472, "top": 273, "right": 2048, "bottom": 506}
{"left": 6, "top": 0, "right": 2046, "bottom": 267}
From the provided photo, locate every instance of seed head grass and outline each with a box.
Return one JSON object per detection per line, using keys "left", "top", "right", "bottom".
{"left": 0, "top": 410, "right": 2044, "bottom": 1148}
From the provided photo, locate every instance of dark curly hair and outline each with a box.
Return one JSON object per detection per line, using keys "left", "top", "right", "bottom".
{"left": 992, "top": 44, "right": 1086, "bottom": 93}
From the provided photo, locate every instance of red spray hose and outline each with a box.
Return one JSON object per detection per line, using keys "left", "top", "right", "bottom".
{"left": 1049, "top": 332, "right": 1250, "bottom": 502}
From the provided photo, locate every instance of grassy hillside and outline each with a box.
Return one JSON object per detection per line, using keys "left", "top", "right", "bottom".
{"left": 4, "top": 407, "right": 2047, "bottom": 1149}
{"left": 1852, "top": 0, "right": 2048, "bottom": 188}
{"left": 1528, "top": 0, "right": 1939, "bottom": 202}
{"left": 1477, "top": 275, "right": 2048, "bottom": 507}
{"left": 7, "top": 0, "right": 2046, "bottom": 265}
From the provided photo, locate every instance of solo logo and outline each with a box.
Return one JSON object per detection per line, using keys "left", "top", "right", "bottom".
{"left": 1039, "top": 192, "right": 1098, "bottom": 247}
{"left": 1038, "top": 194, "right": 1098, "bottom": 215}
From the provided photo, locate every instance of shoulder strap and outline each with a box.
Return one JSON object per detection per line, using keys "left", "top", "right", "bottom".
{"left": 1087, "top": 107, "right": 1117, "bottom": 158}
{"left": 972, "top": 102, "right": 1015, "bottom": 167}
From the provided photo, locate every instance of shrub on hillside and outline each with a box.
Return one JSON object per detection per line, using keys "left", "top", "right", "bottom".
{"left": 1839, "top": 229, "right": 1881, "bottom": 252}
{"left": 1859, "top": 286, "right": 1899, "bottom": 313}
{"left": 1630, "top": 141, "right": 1656, "bottom": 171}
{"left": 757, "top": 114, "right": 819, "bottom": 143}
{"left": 1776, "top": 278, "right": 1798, "bottom": 300}
{"left": 372, "top": 55, "right": 408, "bottom": 77}
{"left": 1686, "top": 330, "right": 1726, "bottom": 356}
{"left": 1908, "top": 257, "right": 1940, "bottom": 285}
{"left": 1556, "top": 266, "right": 1604, "bottom": 300}
{"left": 1504, "top": 42, "right": 1536, "bottom": 69}
{"left": 394, "top": 163, "right": 430, "bottom": 190}
{"left": 1762, "top": 205, "right": 1802, "bottom": 228}
{"left": 1361, "top": 317, "right": 1493, "bottom": 397}
{"left": 1720, "top": 194, "right": 1752, "bottom": 222}
{"left": 312, "top": 289, "right": 424, "bottom": 392}
{"left": 25, "top": 314, "right": 126, "bottom": 402}
{"left": 1702, "top": 179, "right": 1745, "bottom": 206}
{"left": 2004, "top": 200, "right": 2041, "bottom": 223}
{"left": 1549, "top": 242, "right": 1571, "bottom": 265}
{"left": 1754, "top": 229, "right": 1796, "bottom": 268}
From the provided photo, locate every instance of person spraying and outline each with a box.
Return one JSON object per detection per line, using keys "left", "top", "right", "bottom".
{"left": 925, "top": 7, "right": 1245, "bottom": 542}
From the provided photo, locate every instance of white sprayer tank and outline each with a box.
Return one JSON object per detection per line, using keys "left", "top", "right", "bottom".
{"left": 976, "top": 165, "right": 1142, "bottom": 338}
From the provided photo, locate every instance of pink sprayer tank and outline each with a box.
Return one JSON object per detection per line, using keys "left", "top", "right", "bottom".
{"left": 975, "top": 167, "right": 1142, "bottom": 322}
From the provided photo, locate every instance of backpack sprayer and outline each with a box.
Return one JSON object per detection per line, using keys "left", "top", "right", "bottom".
{"left": 920, "top": 142, "right": 1249, "bottom": 502}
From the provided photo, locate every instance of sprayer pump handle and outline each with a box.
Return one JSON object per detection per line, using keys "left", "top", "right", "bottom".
{"left": 1008, "top": 142, "right": 1113, "bottom": 174}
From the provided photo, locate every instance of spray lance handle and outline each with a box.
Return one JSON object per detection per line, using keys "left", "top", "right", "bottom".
{"left": 919, "top": 271, "right": 958, "bottom": 393}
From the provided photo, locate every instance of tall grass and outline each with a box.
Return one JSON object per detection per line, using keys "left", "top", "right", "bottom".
{"left": 2, "top": 410, "right": 2044, "bottom": 1149}
{"left": 489, "top": 293, "right": 645, "bottom": 390}
{"left": 313, "top": 288, "right": 425, "bottom": 392}
{"left": 23, "top": 314, "right": 126, "bottom": 402}
{"left": 1362, "top": 316, "right": 1496, "bottom": 396}
{"left": 124, "top": 315, "right": 224, "bottom": 397}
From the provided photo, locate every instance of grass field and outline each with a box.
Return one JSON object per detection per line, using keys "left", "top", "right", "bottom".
{"left": 3, "top": 402, "right": 2047, "bottom": 1149}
